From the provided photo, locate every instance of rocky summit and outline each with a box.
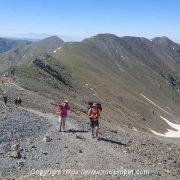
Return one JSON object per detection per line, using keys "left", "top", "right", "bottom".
{"left": 0, "top": 34, "right": 180, "bottom": 179}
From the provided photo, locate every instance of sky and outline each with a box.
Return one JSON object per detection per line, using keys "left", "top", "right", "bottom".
{"left": 0, "top": 0, "right": 179, "bottom": 42}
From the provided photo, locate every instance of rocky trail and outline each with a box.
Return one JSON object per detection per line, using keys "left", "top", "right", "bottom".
{"left": 0, "top": 82, "right": 180, "bottom": 179}
{"left": 0, "top": 101, "right": 180, "bottom": 180}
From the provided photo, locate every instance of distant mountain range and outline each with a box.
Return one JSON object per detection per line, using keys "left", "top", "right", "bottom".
{"left": 0, "top": 33, "right": 180, "bottom": 135}
{"left": 0, "top": 36, "right": 64, "bottom": 72}
{"left": 0, "top": 37, "right": 31, "bottom": 53}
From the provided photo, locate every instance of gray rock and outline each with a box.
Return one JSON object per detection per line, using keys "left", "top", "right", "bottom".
{"left": 17, "top": 161, "right": 25, "bottom": 169}
{"left": 10, "top": 150, "right": 21, "bottom": 159}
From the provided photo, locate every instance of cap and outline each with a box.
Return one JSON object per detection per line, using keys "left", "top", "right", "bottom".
{"left": 92, "top": 103, "right": 98, "bottom": 107}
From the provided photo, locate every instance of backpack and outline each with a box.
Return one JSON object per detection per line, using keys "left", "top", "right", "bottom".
{"left": 87, "top": 101, "right": 102, "bottom": 111}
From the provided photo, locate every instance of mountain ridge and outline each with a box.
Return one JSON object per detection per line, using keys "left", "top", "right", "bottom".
{"left": 0, "top": 36, "right": 64, "bottom": 72}
{"left": 0, "top": 33, "right": 180, "bottom": 179}
{"left": 0, "top": 37, "right": 31, "bottom": 53}
{"left": 1, "top": 33, "right": 180, "bottom": 132}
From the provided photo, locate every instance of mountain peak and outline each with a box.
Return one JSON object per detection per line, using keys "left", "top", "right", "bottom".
{"left": 30, "top": 36, "right": 64, "bottom": 53}
{"left": 152, "top": 36, "right": 174, "bottom": 44}
{"left": 40, "top": 36, "right": 64, "bottom": 43}
{"left": 82, "top": 33, "right": 121, "bottom": 44}
{"left": 92, "top": 33, "right": 120, "bottom": 40}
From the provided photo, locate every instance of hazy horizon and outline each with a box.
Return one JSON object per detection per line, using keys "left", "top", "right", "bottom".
{"left": 1, "top": 33, "right": 180, "bottom": 44}
{"left": 0, "top": 0, "right": 179, "bottom": 42}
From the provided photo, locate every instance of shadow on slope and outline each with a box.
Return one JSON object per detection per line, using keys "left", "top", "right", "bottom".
{"left": 99, "top": 137, "right": 127, "bottom": 146}
{"left": 67, "top": 129, "right": 89, "bottom": 133}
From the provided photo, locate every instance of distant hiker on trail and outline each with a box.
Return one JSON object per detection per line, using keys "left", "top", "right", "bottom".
{"left": 14, "top": 96, "right": 22, "bottom": 106}
{"left": 2, "top": 93, "right": 8, "bottom": 105}
{"left": 51, "top": 100, "right": 70, "bottom": 132}
{"left": 88, "top": 102, "right": 102, "bottom": 139}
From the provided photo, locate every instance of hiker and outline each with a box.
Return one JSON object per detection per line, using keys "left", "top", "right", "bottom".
{"left": 58, "top": 100, "right": 70, "bottom": 132}
{"left": 14, "top": 96, "right": 22, "bottom": 105}
{"left": 2, "top": 94, "right": 8, "bottom": 105}
{"left": 51, "top": 100, "right": 70, "bottom": 132}
{"left": 88, "top": 103, "right": 102, "bottom": 139}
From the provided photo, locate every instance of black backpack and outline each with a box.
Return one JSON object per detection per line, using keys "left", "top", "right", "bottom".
{"left": 87, "top": 101, "right": 102, "bottom": 111}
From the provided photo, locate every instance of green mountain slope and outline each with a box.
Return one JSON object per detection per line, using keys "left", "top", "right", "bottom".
{"left": 0, "top": 37, "right": 30, "bottom": 53}
{"left": 0, "top": 36, "right": 64, "bottom": 73}
{"left": 51, "top": 34, "right": 180, "bottom": 133}
{"left": 1, "top": 34, "right": 180, "bottom": 135}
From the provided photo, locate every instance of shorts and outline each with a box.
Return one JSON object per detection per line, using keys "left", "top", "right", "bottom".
{"left": 90, "top": 118, "right": 99, "bottom": 128}
{"left": 59, "top": 117, "right": 67, "bottom": 125}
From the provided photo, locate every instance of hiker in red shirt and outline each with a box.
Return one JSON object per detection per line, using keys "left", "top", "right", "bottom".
{"left": 58, "top": 100, "right": 70, "bottom": 132}
{"left": 51, "top": 100, "right": 70, "bottom": 132}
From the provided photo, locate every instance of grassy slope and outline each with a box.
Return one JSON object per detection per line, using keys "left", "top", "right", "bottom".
{"left": 52, "top": 39, "right": 180, "bottom": 132}
{"left": 0, "top": 36, "right": 64, "bottom": 73}
{"left": 1, "top": 35, "right": 180, "bottom": 133}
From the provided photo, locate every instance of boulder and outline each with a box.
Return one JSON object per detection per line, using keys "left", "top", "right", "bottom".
{"left": 43, "top": 135, "right": 51, "bottom": 142}
{"left": 10, "top": 150, "right": 21, "bottom": 159}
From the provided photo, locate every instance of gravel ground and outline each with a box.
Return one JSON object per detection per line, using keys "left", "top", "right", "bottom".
{"left": 0, "top": 102, "right": 179, "bottom": 180}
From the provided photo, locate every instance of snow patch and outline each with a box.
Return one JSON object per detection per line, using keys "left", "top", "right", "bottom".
{"left": 140, "top": 94, "right": 173, "bottom": 117}
{"left": 149, "top": 116, "right": 180, "bottom": 138}
{"left": 53, "top": 46, "right": 61, "bottom": 53}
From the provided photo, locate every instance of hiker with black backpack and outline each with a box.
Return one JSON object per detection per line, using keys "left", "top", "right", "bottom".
{"left": 14, "top": 96, "right": 22, "bottom": 106}
{"left": 88, "top": 102, "right": 102, "bottom": 139}
{"left": 2, "top": 93, "right": 8, "bottom": 105}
